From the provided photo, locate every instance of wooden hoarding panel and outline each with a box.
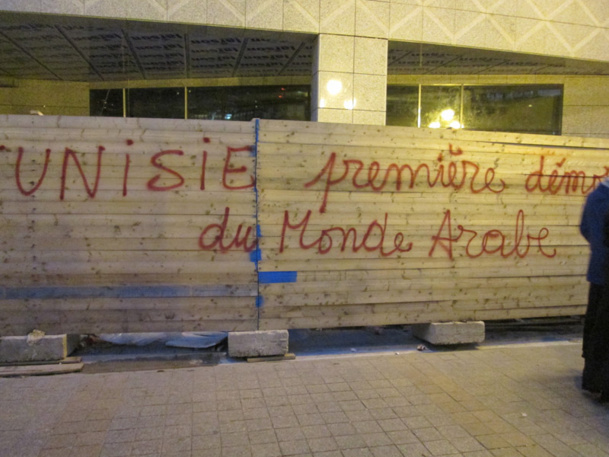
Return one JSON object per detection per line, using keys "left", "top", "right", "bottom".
{"left": 1, "top": 116, "right": 606, "bottom": 335}
{"left": 256, "top": 120, "right": 602, "bottom": 329}
{"left": 0, "top": 115, "right": 258, "bottom": 335}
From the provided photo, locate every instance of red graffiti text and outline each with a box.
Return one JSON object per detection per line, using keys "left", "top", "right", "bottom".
{"left": 525, "top": 156, "right": 609, "bottom": 195}
{"left": 198, "top": 207, "right": 257, "bottom": 253}
{"left": 428, "top": 209, "right": 556, "bottom": 260}
{"left": 279, "top": 210, "right": 413, "bottom": 257}
{"left": 305, "top": 144, "right": 505, "bottom": 213}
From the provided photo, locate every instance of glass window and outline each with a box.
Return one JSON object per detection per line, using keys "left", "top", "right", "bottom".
{"left": 387, "top": 84, "right": 563, "bottom": 135}
{"left": 187, "top": 85, "right": 310, "bottom": 121}
{"left": 126, "top": 87, "right": 185, "bottom": 119}
{"left": 463, "top": 85, "right": 562, "bottom": 135}
{"left": 90, "top": 89, "right": 123, "bottom": 117}
{"left": 420, "top": 85, "right": 462, "bottom": 130}
{"left": 386, "top": 86, "right": 418, "bottom": 127}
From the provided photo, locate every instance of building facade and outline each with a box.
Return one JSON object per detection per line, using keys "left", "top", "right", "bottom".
{"left": 1, "top": 0, "right": 609, "bottom": 137}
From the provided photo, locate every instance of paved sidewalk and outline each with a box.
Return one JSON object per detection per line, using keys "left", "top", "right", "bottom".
{"left": 1, "top": 341, "right": 608, "bottom": 457}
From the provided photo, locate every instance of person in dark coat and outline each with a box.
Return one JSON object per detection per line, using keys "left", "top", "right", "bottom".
{"left": 589, "top": 210, "right": 609, "bottom": 402}
{"left": 580, "top": 178, "right": 609, "bottom": 401}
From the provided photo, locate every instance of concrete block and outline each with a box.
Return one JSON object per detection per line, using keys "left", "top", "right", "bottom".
{"left": 411, "top": 321, "right": 485, "bottom": 345}
{"left": 228, "top": 330, "right": 289, "bottom": 358}
{"left": 0, "top": 333, "right": 80, "bottom": 363}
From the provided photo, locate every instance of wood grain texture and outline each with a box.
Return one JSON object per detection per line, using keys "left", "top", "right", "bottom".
{"left": 255, "top": 119, "right": 601, "bottom": 329}
{"left": 0, "top": 115, "right": 604, "bottom": 335}
{"left": 0, "top": 115, "right": 257, "bottom": 335}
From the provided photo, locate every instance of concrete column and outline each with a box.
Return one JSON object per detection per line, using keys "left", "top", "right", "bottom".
{"left": 312, "top": 34, "right": 388, "bottom": 125}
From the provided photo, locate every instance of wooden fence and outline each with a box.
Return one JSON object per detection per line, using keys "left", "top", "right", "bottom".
{"left": 256, "top": 120, "right": 601, "bottom": 330}
{"left": 0, "top": 115, "right": 603, "bottom": 335}
{"left": 0, "top": 115, "right": 258, "bottom": 334}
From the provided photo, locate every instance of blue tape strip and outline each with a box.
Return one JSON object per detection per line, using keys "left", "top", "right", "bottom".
{"left": 256, "top": 295, "right": 265, "bottom": 308}
{"left": 249, "top": 248, "right": 261, "bottom": 263}
{"left": 254, "top": 118, "right": 260, "bottom": 156}
{"left": 3, "top": 285, "right": 257, "bottom": 300}
{"left": 259, "top": 271, "right": 298, "bottom": 284}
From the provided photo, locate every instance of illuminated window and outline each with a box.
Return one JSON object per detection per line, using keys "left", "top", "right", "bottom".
{"left": 420, "top": 86, "right": 461, "bottom": 130}
{"left": 385, "top": 85, "right": 418, "bottom": 127}
{"left": 463, "top": 85, "right": 562, "bottom": 135}
{"left": 387, "top": 84, "right": 563, "bottom": 135}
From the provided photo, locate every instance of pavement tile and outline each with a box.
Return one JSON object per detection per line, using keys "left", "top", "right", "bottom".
{"left": 0, "top": 342, "right": 608, "bottom": 457}
{"left": 423, "top": 438, "right": 460, "bottom": 455}
{"left": 438, "top": 424, "right": 470, "bottom": 439}
{"left": 320, "top": 411, "right": 349, "bottom": 423}
{"left": 360, "top": 432, "right": 393, "bottom": 447}
{"left": 245, "top": 417, "right": 273, "bottom": 432}
{"left": 327, "top": 421, "right": 357, "bottom": 436}
{"left": 279, "top": 439, "right": 311, "bottom": 455}
{"left": 571, "top": 443, "right": 609, "bottom": 457}
{"left": 192, "top": 448, "right": 221, "bottom": 457}
{"left": 353, "top": 420, "right": 383, "bottom": 434}
{"left": 192, "top": 433, "right": 221, "bottom": 449}
{"left": 476, "top": 433, "right": 515, "bottom": 450}
{"left": 386, "top": 429, "right": 420, "bottom": 444}
{"left": 251, "top": 442, "right": 282, "bottom": 457}
{"left": 516, "top": 445, "right": 555, "bottom": 457}
{"left": 295, "top": 407, "right": 321, "bottom": 420}
{"left": 307, "top": 436, "right": 339, "bottom": 452}
{"left": 450, "top": 436, "right": 486, "bottom": 453}
{"left": 368, "top": 408, "right": 398, "bottom": 420}
{"left": 342, "top": 448, "right": 374, "bottom": 457}
{"left": 402, "top": 415, "right": 433, "bottom": 429}
{"left": 221, "top": 444, "right": 251, "bottom": 456}
{"left": 370, "top": 444, "right": 404, "bottom": 456}
{"left": 327, "top": 382, "right": 350, "bottom": 392}
{"left": 220, "top": 431, "right": 249, "bottom": 447}
{"left": 131, "top": 439, "right": 162, "bottom": 455}
{"left": 396, "top": 441, "right": 432, "bottom": 456}
{"left": 334, "top": 433, "right": 368, "bottom": 449}
{"left": 490, "top": 449, "right": 527, "bottom": 457}
{"left": 276, "top": 426, "right": 307, "bottom": 442}
{"left": 301, "top": 424, "right": 332, "bottom": 439}
{"left": 344, "top": 409, "right": 374, "bottom": 421}
{"left": 460, "top": 450, "right": 494, "bottom": 457}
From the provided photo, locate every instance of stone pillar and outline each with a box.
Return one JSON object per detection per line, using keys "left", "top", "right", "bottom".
{"left": 312, "top": 34, "right": 388, "bottom": 125}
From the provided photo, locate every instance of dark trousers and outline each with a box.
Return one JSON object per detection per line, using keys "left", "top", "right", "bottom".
{"left": 583, "top": 283, "right": 609, "bottom": 400}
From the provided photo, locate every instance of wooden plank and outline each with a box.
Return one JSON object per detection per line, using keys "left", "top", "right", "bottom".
{"left": 1, "top": 320, "right": 256, "bottom": 336}
{"left": 260, "top": 275, "right": 586, "bottom": 296}
{"left": 1, "top": 273, "right": 257, "bottom": 286}
{"left": 258, "top": 305, "right": 587, "bottom": 330}
{"left": 0, "top": 296, "right": 257, "bottom": 311}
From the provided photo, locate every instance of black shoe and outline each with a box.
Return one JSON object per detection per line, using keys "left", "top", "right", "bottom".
{"left": 583, "top": 381, "right": 601, "bottom": 393}
{"left": 583, "top": 362, "right": 601, "bottom": 393}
